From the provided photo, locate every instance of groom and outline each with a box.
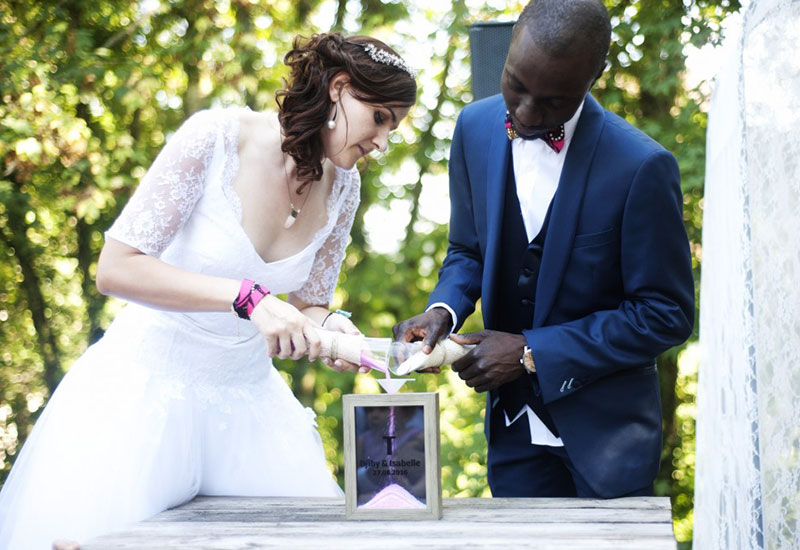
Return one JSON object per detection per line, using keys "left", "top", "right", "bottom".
{"left": 394, "top": 0, "right": 694, "bottom": 498}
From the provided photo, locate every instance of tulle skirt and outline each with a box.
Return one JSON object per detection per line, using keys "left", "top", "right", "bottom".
{"left": 0, "top": 309, "right": 341, "bottom": 550}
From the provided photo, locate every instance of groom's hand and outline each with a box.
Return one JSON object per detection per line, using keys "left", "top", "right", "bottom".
{"left": 393, "top": 308, "right": 453, "bottom": 374}
{"left": 450, "top": 331, "right": 527, "bottom": 393}
{"left": 393, "top": 308, "right": 453, "bottom": 353}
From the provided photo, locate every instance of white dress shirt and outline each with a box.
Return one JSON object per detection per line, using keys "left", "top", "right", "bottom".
{"left": 430, "top": 101, "right": 585, "bottom": 446}
{"left": 513, "top": 101, "right": 584, "bottom": 241}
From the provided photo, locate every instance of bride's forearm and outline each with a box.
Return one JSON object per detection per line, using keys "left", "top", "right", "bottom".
{"left": 291, "top": 301, "right": 331, "bottom": 326}
{"left": 96, "top": 238, "right": 240, "bottom": 312}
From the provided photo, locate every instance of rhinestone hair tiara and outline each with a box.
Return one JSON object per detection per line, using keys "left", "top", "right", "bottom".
{"left": 363, "top": 43, "right": 417, "bottom": 79}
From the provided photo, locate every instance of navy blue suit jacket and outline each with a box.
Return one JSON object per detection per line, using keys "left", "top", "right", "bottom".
{"left": 428, "top": 94, "right": 694, "bottom": 497}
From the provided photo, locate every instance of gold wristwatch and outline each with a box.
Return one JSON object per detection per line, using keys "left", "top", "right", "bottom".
{"left": 520, "top": 345, "right": 536, "bottom": 374}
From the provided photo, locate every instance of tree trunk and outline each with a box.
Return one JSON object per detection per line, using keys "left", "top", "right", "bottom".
{"left": 401, "top": 0, "right": 466, "bottom": 250}
{"left": 1, "top": 200, "right": 63, "bottom": 394}
{"left": 333, "top": 0, "right": 347, "bottom": 30}
{"left": 402, "top": 40, "right": 456, "bottom": 251}
{"left": 75, "top": 217, "right": 107, "bottom": 344}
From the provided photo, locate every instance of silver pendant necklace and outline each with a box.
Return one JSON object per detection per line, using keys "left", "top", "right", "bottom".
{"left": 282, "top": 156, "right": 309, "bottom": 230}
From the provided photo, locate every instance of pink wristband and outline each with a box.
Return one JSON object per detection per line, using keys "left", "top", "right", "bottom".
{"left": 232, "top": 279, "right": 270, "bottom": 320}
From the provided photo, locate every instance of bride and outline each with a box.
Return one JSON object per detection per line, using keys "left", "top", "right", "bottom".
{"left": 0, "top": 32, "right": 416, "bottom": 549}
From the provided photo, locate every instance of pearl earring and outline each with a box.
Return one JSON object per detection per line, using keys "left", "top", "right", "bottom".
{"left": 327, "top": 102, "right": 338, "bottom": 130}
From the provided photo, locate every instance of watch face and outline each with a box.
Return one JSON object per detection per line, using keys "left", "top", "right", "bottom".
{"left": 522, "top": 348, "right": 535, "bottom": 373}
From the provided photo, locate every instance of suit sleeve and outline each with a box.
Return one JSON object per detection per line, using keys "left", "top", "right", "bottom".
{"left": 426, "top": 112, "right": 484, "bottom": 330}
{"left": 525, "top": 150, "right": 695, "bottom": 404}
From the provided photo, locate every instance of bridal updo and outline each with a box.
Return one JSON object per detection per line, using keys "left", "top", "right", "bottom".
{"left": 276, "top": 33, "right": 417, "bottom": 190}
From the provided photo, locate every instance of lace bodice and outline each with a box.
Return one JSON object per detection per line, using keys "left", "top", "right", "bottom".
{"left": 106, "top": 107, "right": 361, "bottom": 306}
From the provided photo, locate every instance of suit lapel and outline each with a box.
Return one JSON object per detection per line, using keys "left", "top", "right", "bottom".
{"left": 483, "top": 100, "right": 512, "bottom": 326}
{"left": 533, "top": 95, "right": 605, "bottom": 327}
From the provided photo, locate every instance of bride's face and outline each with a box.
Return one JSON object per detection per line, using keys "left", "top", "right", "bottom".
{"left": 323, "top": 82, "right": 410, "bottom": 170}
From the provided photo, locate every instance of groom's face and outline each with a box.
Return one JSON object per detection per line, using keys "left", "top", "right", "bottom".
{"left": 501, "top": 27, "right": 599, "bottom": 136}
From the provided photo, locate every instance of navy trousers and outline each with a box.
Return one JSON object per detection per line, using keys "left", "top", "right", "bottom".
{"left": 486, "top": 406, "right": 654, "bottom": 498}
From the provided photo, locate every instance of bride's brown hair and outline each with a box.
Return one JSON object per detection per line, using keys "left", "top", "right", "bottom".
{"left": 276, "top": 33, "right": 417, "bottom": 192}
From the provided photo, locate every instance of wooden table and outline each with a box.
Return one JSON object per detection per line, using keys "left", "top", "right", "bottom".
{"left": 82, "top": 496, "right": 677, "bottom": 549}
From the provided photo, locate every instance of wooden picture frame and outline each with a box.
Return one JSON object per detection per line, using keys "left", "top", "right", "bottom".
{"left": 343, "top": 392, "right": 442, "bottom": 520}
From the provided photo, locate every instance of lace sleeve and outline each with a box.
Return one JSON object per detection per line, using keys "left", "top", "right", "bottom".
{"left": 292, "top": 169, "right": 361, "bottom": 306}
{"left": 105, "top": 109, "right": 221, "bottom": 256}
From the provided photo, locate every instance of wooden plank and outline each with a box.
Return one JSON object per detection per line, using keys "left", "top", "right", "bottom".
{"left": 84, "top": 522, "right": 676, "bottom": 550}
{"left": 154, "top": 498, "right": 674, "bottom": 528}
{"left": 82, "top": 497, "right": 676, "bottom": 550}
{"left": 170, "top": 495, "right": 672, "bottom": 512}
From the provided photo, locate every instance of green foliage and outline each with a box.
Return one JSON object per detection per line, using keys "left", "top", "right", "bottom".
{"left": 0, "top": 1, "right": 740, "bottom": 547}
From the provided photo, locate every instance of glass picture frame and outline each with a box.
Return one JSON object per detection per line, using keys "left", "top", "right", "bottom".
{"left": 343, "top": 392, "right": 442, "bottom": 520}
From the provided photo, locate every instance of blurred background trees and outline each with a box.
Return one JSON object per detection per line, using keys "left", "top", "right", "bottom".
{"left": 0, "top": 0, "right": 740, "bottom": 547}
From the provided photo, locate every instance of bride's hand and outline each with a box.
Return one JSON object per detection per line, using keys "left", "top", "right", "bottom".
{"left": 250, "top": 295, "right": 321, "bottom": 361}
{"left": 320, "top": 312, "right": 369, "bottom": 374}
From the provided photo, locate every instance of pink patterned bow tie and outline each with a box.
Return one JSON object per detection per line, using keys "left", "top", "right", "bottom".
{"left": 504, "top": 113, "right": 565, "bottom": 153}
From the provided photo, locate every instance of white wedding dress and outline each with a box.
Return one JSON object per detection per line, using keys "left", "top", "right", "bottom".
{"left": 0, "top": 108, "right": 359, "bottom": 550}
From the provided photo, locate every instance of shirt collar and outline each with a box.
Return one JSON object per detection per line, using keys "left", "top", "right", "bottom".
{"left": 510, "top": 98, "right": 586, "bottom": 151}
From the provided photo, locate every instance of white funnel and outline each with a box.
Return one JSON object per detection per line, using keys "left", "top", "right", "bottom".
{"left": 376, "top": 378, "right": 412, "bottom": 394}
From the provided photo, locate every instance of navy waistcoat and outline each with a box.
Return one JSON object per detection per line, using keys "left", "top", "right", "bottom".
{"left": 492, "top": 155, "right": 559, "bottom": 436}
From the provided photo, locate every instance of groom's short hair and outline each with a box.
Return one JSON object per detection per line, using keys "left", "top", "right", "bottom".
{"left": 514, "top": 0, "right": 611, "bottom": 74}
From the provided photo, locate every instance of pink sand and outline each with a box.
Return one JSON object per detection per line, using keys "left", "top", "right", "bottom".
{"left": 361, "top": 483, "right": 426, "bottom": 509}
{"left": 359, "top": 352, "right": 389, "bottom": 376}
